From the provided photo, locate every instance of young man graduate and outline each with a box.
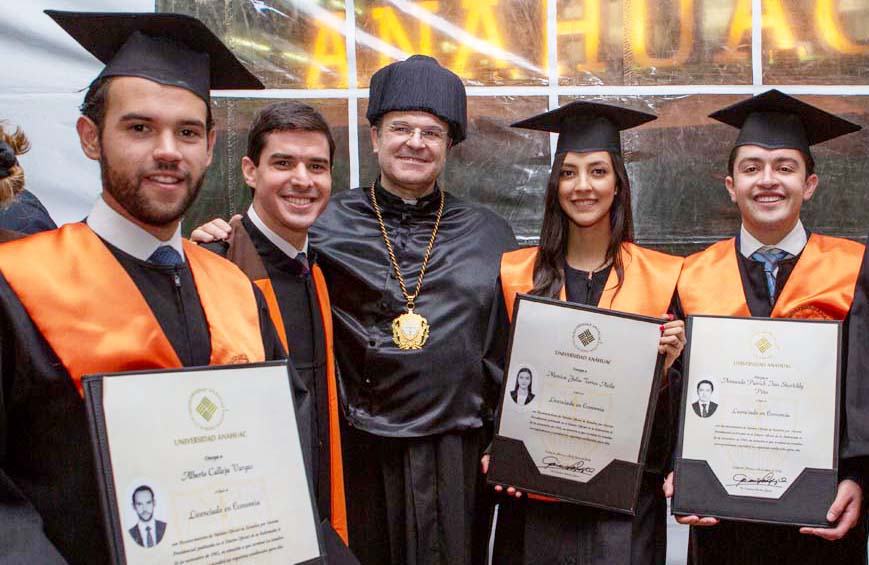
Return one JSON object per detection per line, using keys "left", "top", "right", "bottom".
{"left": 199, "top": 101, "right": 353, "bottom": 561}
{"left": 193, "top": 55, "right": 518, "bottom": 565}
{"left": 669, "top": 89, "right": 867, "bottom": 564}
{"left": 0, "top": 11, "right": 285, "bottom": 564}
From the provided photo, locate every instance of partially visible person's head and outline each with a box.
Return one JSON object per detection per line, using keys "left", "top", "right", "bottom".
{"left": 367, "top": 55, "right": 466, "bottom": 197}
{"left": 132, "top": 485, "right": 155, "bottom": 522}
{"left": 0, "top": 122, "right": 31, "bottom": 208}
{"left": 697, "top": 380, "right": 714, "bottom": 403}
{"left": 243, "top": 102, "right": 334, "bottom": 246}
{"left": 514, "top": 368, "right": 533, "bottom": 393}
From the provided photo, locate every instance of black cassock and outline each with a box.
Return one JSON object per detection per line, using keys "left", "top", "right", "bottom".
{"left": 0, "top": 236, "right": 284, "bottom": 565}
{"left": 492, "top": 264, "right": 681, "bottom": 565}
{"left": 310, "top": 180, "right": 517, "bottom": 565}
{"left": 688, "top": 243, "right": 867, "bottom": 565}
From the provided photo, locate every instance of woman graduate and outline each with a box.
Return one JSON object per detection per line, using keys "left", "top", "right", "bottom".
{"left": 486, "top": 101, "right": 686, "bottom": 564}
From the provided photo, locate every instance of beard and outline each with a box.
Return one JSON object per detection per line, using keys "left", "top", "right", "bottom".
{"left": 100, "top": 153, "right": 205, "bottom": 226}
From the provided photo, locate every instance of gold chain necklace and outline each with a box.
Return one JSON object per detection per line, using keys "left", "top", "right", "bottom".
{"left": 370, "top": 180, "right": 445, "bottom": 350}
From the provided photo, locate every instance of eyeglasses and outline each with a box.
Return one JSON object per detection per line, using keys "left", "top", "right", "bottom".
{"left": 384, "top": 124, "right": 448, "bottom": 144}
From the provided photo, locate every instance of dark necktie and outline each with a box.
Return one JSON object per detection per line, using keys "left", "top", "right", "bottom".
{"left": 146, "top": 525, "right": 154, "bottom": 547}
{"left": 750, "top": 247, "right": 793, "bottom": 306}
{"left": 702, "top": 404, "right": 707, "bottom": 417}
{"left": 295, "top": 251, "right": 310, "bottom": 275}
{"left": 148, "top": 245, "right": 183, "bottom": 266}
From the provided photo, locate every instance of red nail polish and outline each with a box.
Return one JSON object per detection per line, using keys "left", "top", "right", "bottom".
{"left": 660, "top": 325, "right": 665, "bottom": 331}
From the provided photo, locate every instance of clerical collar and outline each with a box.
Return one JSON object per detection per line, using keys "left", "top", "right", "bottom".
{"left": 372, "top": 178, "right": 442, "bottom": 213}
{"left": 247, "top": 205, "right": 307, "bottom": 259}
{"left": 739, "top": 220, "right": 807, "bottom": 259}
{"left": 87, "top": 196, "right": 184, "bottom": 261}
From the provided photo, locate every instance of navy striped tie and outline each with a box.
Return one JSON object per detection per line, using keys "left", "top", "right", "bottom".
{"left": 749, "top": 247, "right": 793, "bottom": 306}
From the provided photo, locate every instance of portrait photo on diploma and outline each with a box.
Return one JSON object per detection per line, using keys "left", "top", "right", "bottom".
{"left": 125, "top": 482, "right": 168, "bottom": 549}
{"left": 489, "top": 295, "right": 664, "bottom": 514}
{"left": 674, "top": 315, "right": 841, "bottom": 527}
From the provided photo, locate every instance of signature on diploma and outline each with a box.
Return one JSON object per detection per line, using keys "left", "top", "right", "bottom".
{"left": 727, "top": 471, "right": 788, "bottom": 488}
{"left": 539, "top": 456, "right": 595, "bottom": 475}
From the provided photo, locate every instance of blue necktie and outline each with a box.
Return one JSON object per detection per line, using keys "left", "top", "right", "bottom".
{"left": 148, "top": 245, "right": 183, "bottom": 266}
{"left": 749, "top": 247, "right": 793, "bottom": 306}
{"left": 295, "top": 251, "right": 310, "bottom": 275}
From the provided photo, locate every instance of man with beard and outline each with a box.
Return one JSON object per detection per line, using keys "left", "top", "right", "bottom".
{"left": 0, "top": 11, "right": 283, "bottom": 564}
{"left": 193, "top": 55, "right": 518, "bottom": 565}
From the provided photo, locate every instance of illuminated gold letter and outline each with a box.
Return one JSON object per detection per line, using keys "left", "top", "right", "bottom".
{"left": 556, "top": 0, "right": 603, "bottom": 73}
{"left": 306, "top": 12, "right": 349, "bottom": 88}
{"left": 371, "top": 2, "right": 440, "bottom": 68}
{"left": 717, "top": 0, "right": 796, "bottom": 63}
{"left": 452, "top": 0, "right": 508, "bottom": 76}
{"left": 816, "top": 0, "right": 869, "bottom": 55}
{"left": 628, "top": 0, "right": 694, "bottom": 67}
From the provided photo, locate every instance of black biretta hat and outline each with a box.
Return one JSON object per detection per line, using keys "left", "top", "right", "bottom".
{"left": 45, "top": 10, "right": 264, "bottom": 103}
{"left": 511, "top": 101, "right": 656, "bottom": 156}
{"left": 367, "top": 55, "right": 467, "bottom": 144}
{"left": 709, "top": 89, "right": 861, "bottom": 153}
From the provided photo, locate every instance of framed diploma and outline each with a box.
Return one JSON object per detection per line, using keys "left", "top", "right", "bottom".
{"left": 488, "top": 294, "right": 665, "bottom": 514}
{"left": 82, "top": 361, "right": 324, "bottom": 565}
{"left": 673, "top": 315, "right": 841, "bottom": 527}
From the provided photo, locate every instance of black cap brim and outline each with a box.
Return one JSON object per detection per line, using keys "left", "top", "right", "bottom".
{"left": 709, "top": 89, "right": 861, "bottom": 152}
{"left": 46, "top": 10, "right": 264, "bottom": 101}
{"left": 511, "top": 101, "right": 656, "bottom": 156}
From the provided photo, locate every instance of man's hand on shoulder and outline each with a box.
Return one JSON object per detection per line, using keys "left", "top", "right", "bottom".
{"left": 190, "top": 215, "right": 240, "bottom": 243}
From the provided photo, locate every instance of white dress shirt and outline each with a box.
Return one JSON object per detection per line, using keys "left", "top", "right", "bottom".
{"left": 87, "top": 196, "right": 185, "bottom": 261}
{"left": 247, "top": 205, "right": 307, "bottom": 259}
{"left": 739, "top": 220, "right": 807, "bottom": 276}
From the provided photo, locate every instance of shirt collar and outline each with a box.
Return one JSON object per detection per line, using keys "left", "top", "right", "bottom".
{"left": 87, "top": 196, "right": 184, "bottom": 261}
{"left": 247, "top": 205, "right": 308, "bottom": 259}
{"left": 739, "top": 219, "right": 807, "bottom": 259}
{"left": 372, "top": 177, "right": 442, "bottom": 213}
{"left": 137, "top": 518, "right": 156, "bottom": 535}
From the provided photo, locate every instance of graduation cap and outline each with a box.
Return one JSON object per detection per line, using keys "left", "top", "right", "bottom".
{"left": 709, "top": 89, "right": 861, "bottom": 153}
{"left": 511, "top": 101, "right": 657, "bottom": 156}
{"left": 367, "top": 55, "right": 467, "bottom": 144}
{"left": 45, "top": 10, "right": 264, "bottom": 103}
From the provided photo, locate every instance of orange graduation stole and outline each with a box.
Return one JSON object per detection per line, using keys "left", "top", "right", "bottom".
{"left": 0, "top": 223, "right": 265, "bottom": 393}
{"left": 677, "top": 234, "right": 863, "bottom": 320}
{"left": 224, "top": 218, "right": 348, "bottom": 544}
{"left": 500, "top": 242, "right": 684, "bottom": 321}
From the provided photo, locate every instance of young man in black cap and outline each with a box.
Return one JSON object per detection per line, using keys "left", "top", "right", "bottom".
{"left": 0, "top": 11, "right": 284, "bottom": 564}
{"left": 670, "top": 89, "right": 866, "bottom": 564}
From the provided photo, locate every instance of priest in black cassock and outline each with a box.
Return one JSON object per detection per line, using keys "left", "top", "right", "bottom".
{"left": 311, "top": 56, "right": 518, "bottom": 565}
{"left": 672, "top": 90, "right": 867, "bottom": 564}
{"left": 0, "top": 11, "right": 285, "bottom": 564}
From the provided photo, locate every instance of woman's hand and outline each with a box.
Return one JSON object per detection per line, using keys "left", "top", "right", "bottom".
{"left": 481, "top": 454, "right": 523, "bottom": 498}
{"left": 659, "top": 313, "right": 686, "bottom": 371}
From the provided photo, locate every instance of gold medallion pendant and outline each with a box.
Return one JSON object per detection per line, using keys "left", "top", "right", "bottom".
{"left": 392, "top": 309, "right": 430, "bottom": 350}
{"left": 369, "top": 181, "right": 445, "bottom": 350}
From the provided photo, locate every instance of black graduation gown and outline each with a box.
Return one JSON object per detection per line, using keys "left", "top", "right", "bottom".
{"left": 309, "top": 180, "right": 518, "bottom": 565}
{"left": 0, "top": 235, "right": 284, "bottom": 565}
{"left": 491, "top": 265, "right": 681, "bottom": 565}
{"left": 204, "top": 215, "right": 333, "bottom": 522}
{"left": 688, "top": 244, "right": 868, "bottom": 565}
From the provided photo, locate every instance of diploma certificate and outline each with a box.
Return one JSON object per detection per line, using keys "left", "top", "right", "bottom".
{"left": 489, "top": 295, "right": 664, "bottom": 514}
{"left": 673, "top": 316, "right": 841, "bottom": 527}
{"left": 83, "top": 362, "right": 323, "bottom": 565}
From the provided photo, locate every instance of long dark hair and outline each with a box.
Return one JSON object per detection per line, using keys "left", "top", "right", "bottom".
{"left": 530, "top": 151, "right": 634, "bottom": 299}
{"left": 512, "top": 368, "right": 534, "bottom": 395}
